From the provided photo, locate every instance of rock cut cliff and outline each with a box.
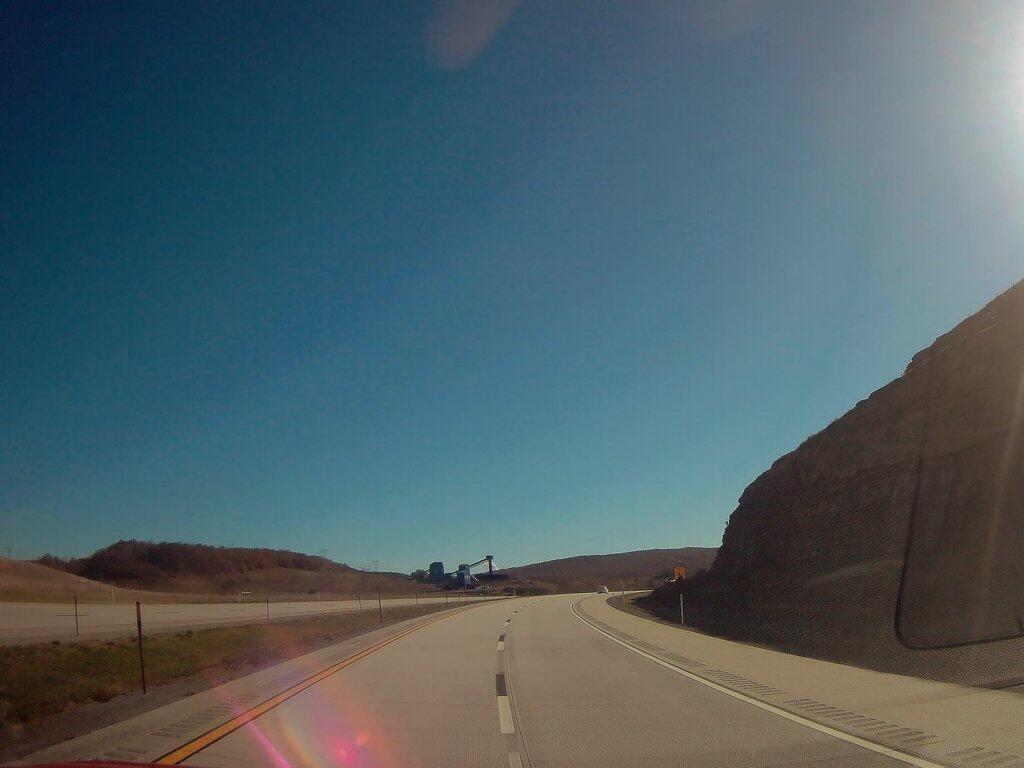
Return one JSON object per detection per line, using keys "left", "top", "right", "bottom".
{"left": 668, "top": 278, "right": 1024, "bottom": 684}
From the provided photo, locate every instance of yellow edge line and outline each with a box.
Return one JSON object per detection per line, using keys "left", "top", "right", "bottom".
{"left": 156, "top": 601, "right": 491, "bottom": 764}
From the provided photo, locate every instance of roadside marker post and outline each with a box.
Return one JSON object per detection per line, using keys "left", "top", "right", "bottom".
{"left": 266, "top": 596, "right": 270, "bottom": 622}
{"left": 679, "top": 593, "right": 685, "bottom": 625}
{"left": 135, "top": 601, "right": 147, "bottom": 694}
{"left": 74, "top": 594, "right": 80, "bottom": 637}
{"left": 377, "top": 590, "right": 383, "bottom": 623}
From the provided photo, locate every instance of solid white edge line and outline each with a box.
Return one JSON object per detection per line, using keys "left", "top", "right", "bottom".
{"left": 508, "top": 752, "right": 524, "bottom": 768}
{"left": 497, "top": 696, "right": 515, "bottom": 734}
{"left": 569, "top": 600, "right": 945, "bottom": 768}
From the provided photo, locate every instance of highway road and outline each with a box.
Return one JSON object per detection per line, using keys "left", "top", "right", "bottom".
{"left": 167, "top": 594, "right": 905, "bottom": 768}
{"left": 0, "top": 594, "right": 499, "bottom": 644}
{"left": 28, "top": 592, "right": 1024, "bottom": 768}
{"left": 26, "top": 593, "right": 920, "bottom": 768}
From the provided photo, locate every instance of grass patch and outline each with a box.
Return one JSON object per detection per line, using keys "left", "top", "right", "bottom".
{"left": 0, "top": 603, "right": 451, "bottom": 747}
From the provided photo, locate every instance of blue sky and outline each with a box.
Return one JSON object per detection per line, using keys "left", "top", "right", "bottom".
{"left": 3, "top": 1, "right": 1024, "bottom": 572}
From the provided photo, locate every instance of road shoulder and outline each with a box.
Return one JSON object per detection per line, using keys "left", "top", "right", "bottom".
{"left": 578, "top": 593, "right": 1024, "bottom": 768}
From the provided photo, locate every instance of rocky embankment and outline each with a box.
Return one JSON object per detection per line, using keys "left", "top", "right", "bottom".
{"left": 646, "top": 279, "right": 1024, "bottom": 685}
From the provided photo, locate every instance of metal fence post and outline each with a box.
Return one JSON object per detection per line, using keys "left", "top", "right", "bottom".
{"left": 136, "top": 601, "right": 147, "bottom": 694}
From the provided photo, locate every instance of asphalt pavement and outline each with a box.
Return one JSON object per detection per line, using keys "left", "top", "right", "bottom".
{"left": 0, "top": 594, "right": 498, "bottom": 644}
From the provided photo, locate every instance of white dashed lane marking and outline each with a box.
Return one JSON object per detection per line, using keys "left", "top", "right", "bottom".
{"left": 496, "top": 673, "right": 515, "bottom": 734}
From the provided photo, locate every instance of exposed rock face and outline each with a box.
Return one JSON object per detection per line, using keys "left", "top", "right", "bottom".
{"left": 682, "top": 278, "right": 1024, "bottom": 685}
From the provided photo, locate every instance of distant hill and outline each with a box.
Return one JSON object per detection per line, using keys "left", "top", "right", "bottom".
{"left": 20, "top": 540, "right": 415, "bottom": 601}
{"left": 507, "top": 548, "right": 717, "bottom": 593}
{"left": 39, "top": 540, "right": 355, "bottom": 581}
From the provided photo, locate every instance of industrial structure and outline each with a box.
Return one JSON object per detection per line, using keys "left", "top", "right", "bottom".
{"left": 454, "top": 555, "right": 494, "bottom": 589}
{"left": 422, "top": 555, "right": 507, "bottom": 590}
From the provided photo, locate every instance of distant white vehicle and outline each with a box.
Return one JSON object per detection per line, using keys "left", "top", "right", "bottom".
{"left": 597, "top": 585, "right": 609, "bottom": 594}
